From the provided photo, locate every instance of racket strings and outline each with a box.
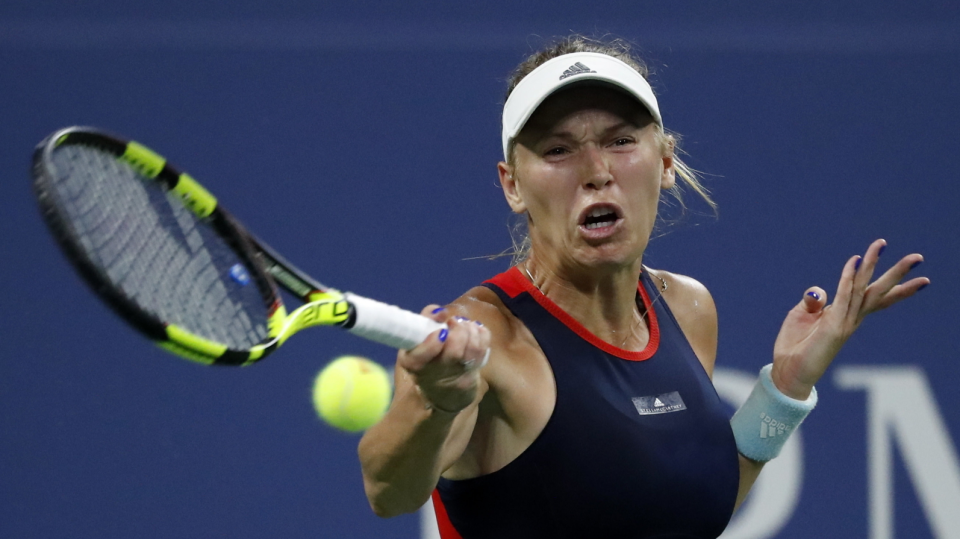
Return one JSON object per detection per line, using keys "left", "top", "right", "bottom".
{"left": 47, "top": 144, "right": 269, "bottom": 349}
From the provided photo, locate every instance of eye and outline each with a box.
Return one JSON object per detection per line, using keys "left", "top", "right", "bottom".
{"left": 544, "top": 146, "right": 568, "bottom": 156}
{"left": 613, "top": 137, "right": 634, "bottom": 147}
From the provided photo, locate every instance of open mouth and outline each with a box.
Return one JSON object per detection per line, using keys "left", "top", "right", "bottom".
{"left": 581, "top": 205, "right": 621, "bottom": 230}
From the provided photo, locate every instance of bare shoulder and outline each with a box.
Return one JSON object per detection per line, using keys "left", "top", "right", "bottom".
{"left": 447, "top": 286, "right": 514, "bottom": 331}
{"left": 445, "top": 285, "right": 539, "bottom": 363}
{"left": 648, "top": 269, "right": 716, "bottom": 310}
{"left": 646, "top": 268, "right": 719, "bottom": 377}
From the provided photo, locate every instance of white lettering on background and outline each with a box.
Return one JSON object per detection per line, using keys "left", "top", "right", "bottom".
{"left": 835, "top": 366, "right": 960, "bottom": 539}
{"left": 421, "top": 501, "right": 440, "bottom": 539}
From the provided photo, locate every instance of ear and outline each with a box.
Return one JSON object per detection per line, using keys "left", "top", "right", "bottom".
{"left": 498, "top": 161, "right": 527, "bottom": 214}
{"left": 660, "top": 135, "right": 677, "bottom": 190}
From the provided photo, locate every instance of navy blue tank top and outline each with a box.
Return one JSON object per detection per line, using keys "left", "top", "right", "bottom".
{"left": 433, "top": 267, "right": 739, "bottom": 539}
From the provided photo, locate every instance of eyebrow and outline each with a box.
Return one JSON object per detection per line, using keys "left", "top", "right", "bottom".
{"left": 542, "top": 120, "right": 638, "bottom": 142}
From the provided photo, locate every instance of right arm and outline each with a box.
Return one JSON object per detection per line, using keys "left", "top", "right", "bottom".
{"left": 358, "top": 306, "right": 490, "bottom": 517}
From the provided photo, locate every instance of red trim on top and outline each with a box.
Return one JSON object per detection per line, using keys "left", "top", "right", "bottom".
{"left": 432, "top": 489, "right": 464, "bottom": 539}
{"left": 483, "top": 268, "right": 528, "bottom": 298}
{"left": 490, "top": 266, "right": 660, "bottom": 361}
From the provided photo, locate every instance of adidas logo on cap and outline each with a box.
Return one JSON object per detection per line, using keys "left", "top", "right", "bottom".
{"left": 559, "top": 62, "right": 596, "bottom": 80}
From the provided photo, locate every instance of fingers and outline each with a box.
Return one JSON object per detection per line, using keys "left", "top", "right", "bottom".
{"left": 398, "top": 305, "right": 491, "bottom": 414}
{"left": 399, "top": 305, "right": 451, "bottom": 372}
{"left": 865, "top": 254, "right": 926, "bottom": 297}
{"left": 853, "top": 239, "right": 887, "bottom": 291}
{"left": 400, "top": 305, "right": 490, "bottom": 377}
{"left": 844, "top": 239, "right": 887, "bottom": 319}
{"left": 831, "top": 240, "right": 930, "bottom": 325}
{"left": 830, "top": 253, "right": 862, "bottom": 322}
{"left": 800, "top": 287, "right": 828, "bottom": 313}
{"left": 773, "top": 241, "right": 928, "bottom": 398}
{"left": 863, "top": 255, "right": 930, "bottom": 311}
{"left": 419, "top": 303, "right": 454, "bottom": 324}
{"left": 871, "top": 278, "right": 930, "bottom": 309}
{"left": 439, "top": 316, "right": 490, "bottom": 371}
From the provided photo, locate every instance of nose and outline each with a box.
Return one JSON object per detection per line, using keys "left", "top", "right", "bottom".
{"left": 580, "top": 144, "right": 613, "bottom": 190}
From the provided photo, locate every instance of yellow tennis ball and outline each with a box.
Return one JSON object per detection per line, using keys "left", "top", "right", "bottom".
{"left": 312, "top": 356, "right": 392, "bottom": 432}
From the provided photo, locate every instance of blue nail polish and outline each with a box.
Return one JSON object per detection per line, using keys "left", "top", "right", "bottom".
{"left": 475, "top": 321, "right": 484, "bottom": 327}
{"left": 878, "top": 244, "right": 886, "bottom": 257}
{"left": 807, "top": 291, "right": 820, "bottom": 300}
{"left": 910, "top": 260, "right": 922, "bottom": 270}
{"left": 438, "top": 329, "right": 448, "bottom": 342}
{"left": 855, "top": 256, "right": 862, "bottom": 270}
{"left": 918, "top": 283, "right": 929, "bottom": 292}
{"left": 455, "top": 316, "right": 469, "bottom": 322}
{"left": 431, "top": 307, "right": 445, "bottom": 314}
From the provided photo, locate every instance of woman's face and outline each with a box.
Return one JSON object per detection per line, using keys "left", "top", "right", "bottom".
{"left": 499, "top": 84, "right": 675, "bottom": 273}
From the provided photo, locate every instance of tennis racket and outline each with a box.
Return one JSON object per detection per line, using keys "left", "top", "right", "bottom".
{"left": 33, "top": 126, "right": 445, "bottom": 366}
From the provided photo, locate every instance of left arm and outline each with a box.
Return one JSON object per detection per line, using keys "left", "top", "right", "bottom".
{"left": 737, "top": 239, "right": 929, "bottom": 506}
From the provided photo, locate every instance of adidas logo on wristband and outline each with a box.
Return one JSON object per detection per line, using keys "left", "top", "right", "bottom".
{"left": 730, "top": 364, "right": 818, "bottom": 462}
{"left": 759, "top": 412, "right": 787, "bottom": 438}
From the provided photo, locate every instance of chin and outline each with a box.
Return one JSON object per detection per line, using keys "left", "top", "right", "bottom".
{"left": 574, "top": 244, "right": 644, "bottom": 271}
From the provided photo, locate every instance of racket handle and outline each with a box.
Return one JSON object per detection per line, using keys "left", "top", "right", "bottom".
{"left": 345, "top": 293, "right": 446, "bottom": 350}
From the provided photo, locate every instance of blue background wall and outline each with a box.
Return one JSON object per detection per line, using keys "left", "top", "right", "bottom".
{"left": 2, "top": 3, "right": 958, "bottom": 538}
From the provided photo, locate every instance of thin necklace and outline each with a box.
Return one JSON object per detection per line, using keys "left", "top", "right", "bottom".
{"left": 521, "top": 262, "right": 668, "bottom": 348}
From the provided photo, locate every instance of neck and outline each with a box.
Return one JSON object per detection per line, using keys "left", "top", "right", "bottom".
{"left": 523, "top": 253, "right": 647, "bottom": 350}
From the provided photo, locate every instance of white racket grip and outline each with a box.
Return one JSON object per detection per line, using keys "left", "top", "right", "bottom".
{"left": 345, "top": 293, "right": 446, "bottom": 350}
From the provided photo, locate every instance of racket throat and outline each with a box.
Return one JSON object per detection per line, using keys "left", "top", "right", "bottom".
{"left": 272, "top": 292, "right": 355, "bottom": 346}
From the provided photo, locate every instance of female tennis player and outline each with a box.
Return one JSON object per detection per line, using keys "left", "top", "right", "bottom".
{"left": 357, "top": 36, "right": 929, "bottom": 538}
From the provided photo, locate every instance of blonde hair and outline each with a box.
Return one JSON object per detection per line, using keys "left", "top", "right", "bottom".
{"left": 502, "top": 35, "right": 716, "bottom": 265}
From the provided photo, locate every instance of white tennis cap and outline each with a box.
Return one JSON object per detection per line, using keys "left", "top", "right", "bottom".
{"left": 501, "top": 52, "right": 662, "bottom": 160}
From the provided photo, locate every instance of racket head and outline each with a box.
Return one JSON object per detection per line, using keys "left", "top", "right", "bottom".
{"left": 33, "top": 126, "right": 287, "bottom": 365}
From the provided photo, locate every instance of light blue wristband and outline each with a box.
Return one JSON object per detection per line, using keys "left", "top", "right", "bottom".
{"left": 730, "top": 364, "right": 818, "bottom": 462}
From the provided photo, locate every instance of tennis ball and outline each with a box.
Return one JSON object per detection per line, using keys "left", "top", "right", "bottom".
{"left": 312, "top": 355, "right": 392, "bottom": 432}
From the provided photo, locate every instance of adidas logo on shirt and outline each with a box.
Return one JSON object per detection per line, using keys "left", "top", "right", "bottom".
{"left": 559, "top": 62, "right": 596, "bottom": 80}
{"left": 633, "top": 391, "right": 686, "bottom": 416}
{"left": 759, "top": 412, "right": 787, "bottom": 438}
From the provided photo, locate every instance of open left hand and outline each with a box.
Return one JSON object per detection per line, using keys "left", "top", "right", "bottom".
{"left": 770, "top": 239, "right": 930, "bottom": 400}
